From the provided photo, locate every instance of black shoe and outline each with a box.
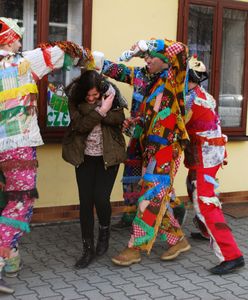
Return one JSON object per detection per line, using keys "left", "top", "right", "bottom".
{"left": 173, "top": 204, "right": 187, "bottom": 226}
{"left": 75, "top": 239, "right": 95, "bottom": 269}
{"left": 111, "top": 219, "right": 132, "bottom": 231}
{"left": 209, "top": 256, "right": 245, "bottom": 275}
{"left": 191, "top": 232, "right": 210, "bottom": 241}
{"left": 96, "top": 225, "right": 110, "bottom": 256}
{"left": 0, "top": 278, "right": 14, "bottom": 294}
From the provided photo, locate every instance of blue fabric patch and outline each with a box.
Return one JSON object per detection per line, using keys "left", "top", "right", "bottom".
{"left": 148, "top": 135, "right": 168, "bottom": 145}
{"left": 138, "top": 173, "right": 171, "bottom": 202}
{"left": 155, "top": 40, "right": 165, "bottom": 52}
{"left": 133, "top": 92, "right": 144, "bottom": 102}
{"left": 204, "top": 174, "right": 219, "bottom": 189}
{"left": 0, "top": 66, "right": 18, "bottom": 79}
{"left": 145, "top": 158, "right": 157, "bottom": 174}
{"left": 146, "top": 83, "right": 165, "bottom": 103}
{"left": 122, "top": 176, "right": 142, "bottom": 184}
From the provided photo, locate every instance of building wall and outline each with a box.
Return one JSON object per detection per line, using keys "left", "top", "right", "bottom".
{"left": 36, "top": 0, "right": 248, "bottom": 208}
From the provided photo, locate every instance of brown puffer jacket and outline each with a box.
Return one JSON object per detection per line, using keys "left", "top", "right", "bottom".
{"left": 62, "top": 102, "right": 126, "bottom": 167}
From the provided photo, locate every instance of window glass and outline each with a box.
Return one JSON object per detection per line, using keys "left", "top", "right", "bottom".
{"left": 219, "top": 9, "right": 247, "bottom": 127}
{"left": 188, "top": 4, "right": 214, "bottom": 91}
{"left": 47, "top": 0, "right": 82, "bottom": 128}
{"left": 0, "top": 0, "right": 36, "bottom": 50}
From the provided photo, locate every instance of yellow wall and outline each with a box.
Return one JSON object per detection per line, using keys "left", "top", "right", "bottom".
{"left": 36, "top": 0, "right": 248, "bottom": 208}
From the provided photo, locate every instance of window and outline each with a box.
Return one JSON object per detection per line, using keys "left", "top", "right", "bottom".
{"left": 0, "top": 0, "right": 92, "bottom": 141}
{"left": 46, "top": 0, "right": 83, "bottom": 129}
{"left": 178, "top": 0, "right": 248, "bottom": 137}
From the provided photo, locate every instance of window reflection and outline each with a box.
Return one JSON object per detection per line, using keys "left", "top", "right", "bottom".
{"left": 219, "top": 9, "right": 247, "bottom": 127}
{"left": 188, "top": 4, "right": 214, "bottom": 91}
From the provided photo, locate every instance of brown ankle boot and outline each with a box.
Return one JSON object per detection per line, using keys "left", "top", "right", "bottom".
{"left": 160, "top": 237, "right": 191, "bottom": 261}
{"left": 112, "top": 247, "right": 141, "bottom": 266}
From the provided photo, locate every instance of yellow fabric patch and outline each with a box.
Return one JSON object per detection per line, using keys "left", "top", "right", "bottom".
{"left": 0, "top": 83, "right": 38, "bottom": 103}
{"left": 18, "top": 59, "right": 31, "bottom": 76}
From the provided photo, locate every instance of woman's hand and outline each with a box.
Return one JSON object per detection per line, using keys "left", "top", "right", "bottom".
{"left": 99, "top": 93, "right": 115, "bottom": 115}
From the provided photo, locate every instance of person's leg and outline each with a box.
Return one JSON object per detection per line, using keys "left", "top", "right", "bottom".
{"left": 159, "top": 148, "right": 190, "bottom": 260}
{"left": 159, "top": 206, "right": 191, "bottom": 260}
{"left": 74, "top": 155, "right": 96, "bottom": 268}
{"left": 193, "top": 166, "right": 244, "bottom": 274}
{"left": 93, "top": 157, "right": 119, "bottom": 255}
{"left": 0, "top": 147, "right": 38, "bottom": 293}
{"left": 187, "top": 170, "right": 210, "bottom": 240}
{"left": 170, "top": 153, "right": 187, "bottom": 226}
{"left": 112, "top": 137, "right": 142, "bottom": 230}
{"left": 112, "top": 144, "right": 190, "bottom": 266}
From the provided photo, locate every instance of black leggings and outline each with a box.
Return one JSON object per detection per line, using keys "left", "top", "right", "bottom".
{"left": 75, "top": 155, "right": 119, "bottom": 240}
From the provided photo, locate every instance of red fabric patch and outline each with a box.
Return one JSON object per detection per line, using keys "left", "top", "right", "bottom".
{"left": 42, "top": 48, "right": 54, "bottom": 69}
{"left": 159, "top": 114, "right": 176, "bottom": 130}
{"left": 142, "top": 209, "right": 156, "bottom": 226}
{"left": 155, "top": 145, "right": 173, "bottom": 166}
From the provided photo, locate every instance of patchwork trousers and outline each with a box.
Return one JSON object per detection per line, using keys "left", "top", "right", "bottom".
{"left": 187, "top": 165, "right": 242, "bottom": 262}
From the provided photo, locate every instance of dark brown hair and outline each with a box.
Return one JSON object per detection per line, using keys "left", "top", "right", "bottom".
{"left": 65, "top": 69, "right": 104, "bottom": 107}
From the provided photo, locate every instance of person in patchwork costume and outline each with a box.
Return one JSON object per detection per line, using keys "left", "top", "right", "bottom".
{"left": 0, "top": 17, "right": 94, "bottom": 294}
{"left": 184, "top": 56, "right": 245, "bottom": 275}
{"left": 94, "top": 38, "right": 191, "bottom": 266}
{"left": 100, "top": 41, "right": 187, "bottom": 232}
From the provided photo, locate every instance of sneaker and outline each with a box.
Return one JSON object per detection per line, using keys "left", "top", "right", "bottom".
{"left": 160, "top": 237, "right": 191, "bottom": 260}
{"left": 0, "top": 278, "right": 14, "bottom": 294}
{"left": 111, "top": 219, "right": 132, "bottom": 231}
{"left": 112, "top": 247, "right": 141, "bottom": 266}
{"left": 173, "top": 204, "right": 187, "bottom": 226}
{"left": 209, "top": 256, "right": 245, "bottom": 275}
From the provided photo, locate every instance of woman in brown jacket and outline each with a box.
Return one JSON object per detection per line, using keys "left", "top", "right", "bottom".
{"left": 63, "top": 70, "right": 126, "bottom": 268}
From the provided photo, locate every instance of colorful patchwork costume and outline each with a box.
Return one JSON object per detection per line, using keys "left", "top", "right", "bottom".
{"left": 101, "top": 39, "right": 189, "bottom": 254}
{"left": 184, "top": 56, "right": 244, "bottom": 274}
{"left": 0, "top": 17, "right": 93, "bottom": 291}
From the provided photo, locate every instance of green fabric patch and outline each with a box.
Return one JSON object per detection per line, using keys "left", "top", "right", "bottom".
{"left": 0, "top": 106, "right": 26, "bottom": 123}
{"left": 149, "top": 51, "right": 169, "bottom": 63}
{"left": 122, "top": 212, "right": 135, "bottom": 224}
{"left": 0, "top": 216, "right": 30, "bottom": 232}
{"left": 63, "top": 53, "right": 74, "bottom": 70}
{"left": 160, "top": 233, "right": 167, "bottom": 241}
{"left": 5, "top": 120, "right": 21, "bottom": 136}
{"left": 133, "top": 216, "right": 155, "bottom": 247}
{"left": 133, "top": 125, "right": 143, "bottom": 139}
{"left": 152, "top": 107, "right": 171, "bottom": 127}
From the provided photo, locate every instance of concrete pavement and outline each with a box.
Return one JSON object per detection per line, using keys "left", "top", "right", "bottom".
{"left": 1, "top": 208, "right": 247, "bottom": 300}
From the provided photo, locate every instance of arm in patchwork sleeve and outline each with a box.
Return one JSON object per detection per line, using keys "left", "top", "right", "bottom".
{"left": 102, "top": 59, "right": 137, "bottom": 86}
{"left": 22, "top": 41, "right": 95, "bottom": 80}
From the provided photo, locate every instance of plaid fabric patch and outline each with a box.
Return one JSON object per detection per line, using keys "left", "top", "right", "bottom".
{"left": 168, "top": 211, "right": 180, "bottom": 228}
{"left": 157, "top": 186, "right": 166, "bottom": 199}
{"left": 166, "top": 43, "right": 184, "bottom": 58}
{"left": 167, "top": 233, "right": 180, "bottom": 245}
{"left": 174, "top": 155, "right": 181, "bottom": 176}
{"left": 149, "top": 197, "right": 162, "bottom": 207}
{"left": 133, "top": 223, "right": 146, "bottom": 238}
